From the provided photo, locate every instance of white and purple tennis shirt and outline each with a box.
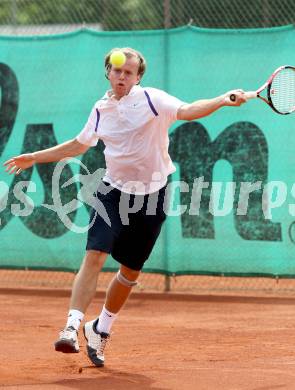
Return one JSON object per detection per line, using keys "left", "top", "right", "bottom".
{"left": 76, "top": 85, "right": 185, "bottom": 194}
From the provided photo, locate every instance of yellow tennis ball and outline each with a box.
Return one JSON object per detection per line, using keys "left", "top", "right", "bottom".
{"left": 110, "top": 51, "right": 126, "bottom": 68}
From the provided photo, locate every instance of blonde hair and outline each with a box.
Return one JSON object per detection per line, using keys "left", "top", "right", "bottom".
{"left": 105, "top": 47, "right": 146, "bottom": 80}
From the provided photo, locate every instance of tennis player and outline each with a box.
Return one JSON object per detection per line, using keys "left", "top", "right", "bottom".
{"left": 4, "top": 47, "right": 247, "bottom": 367}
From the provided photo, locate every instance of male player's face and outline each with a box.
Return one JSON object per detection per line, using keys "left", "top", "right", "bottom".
{"left": 108, "top": 56, "right": 141, "bottom": 99}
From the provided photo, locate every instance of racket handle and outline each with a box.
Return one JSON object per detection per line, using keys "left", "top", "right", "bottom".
{"left": 244, "top": 91, "right": 258, "bottom": 99}
{"left": 230, "top": 91, "right": 258, "bottom": 102}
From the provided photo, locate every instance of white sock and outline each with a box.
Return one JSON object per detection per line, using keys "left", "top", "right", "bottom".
{"left": 97, "top": 305, "right": 117, "bottom": 334}
{"left": 66, "top": 309, "right": 84, "bottom": 331}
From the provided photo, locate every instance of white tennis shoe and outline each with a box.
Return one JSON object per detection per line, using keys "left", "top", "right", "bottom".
{"left": 54, "top": 326, "right": 79, "bottom": 353}
{"left": 83, "top": 319, "right": 110, "bottom": 367}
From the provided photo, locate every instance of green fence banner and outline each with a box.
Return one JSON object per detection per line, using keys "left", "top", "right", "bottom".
{"left": 0, "top": 26, "right": 295, "bottom": 276}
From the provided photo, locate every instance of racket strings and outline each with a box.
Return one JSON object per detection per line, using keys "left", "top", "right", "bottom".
{"left": 271, "top": 68, "right": 295, "bottom": 114}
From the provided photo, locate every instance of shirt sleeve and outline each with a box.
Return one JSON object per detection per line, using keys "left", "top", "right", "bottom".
{"left": 76, "top": 105, "right": 100, "bottom": 147}
{"left": 150, "top": 88, "right": 186, "bottom": 123}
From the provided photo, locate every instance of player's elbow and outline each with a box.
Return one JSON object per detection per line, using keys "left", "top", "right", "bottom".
{"left": 72, "top": 139, "right": 90, "bottom": 155}
{"left": 79, "top": 143, "right": 90, "bottom": 155}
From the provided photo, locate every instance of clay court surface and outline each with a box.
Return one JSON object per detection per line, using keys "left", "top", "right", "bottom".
{"left": 1, "top": 287, "right": 295, "bottom": 390}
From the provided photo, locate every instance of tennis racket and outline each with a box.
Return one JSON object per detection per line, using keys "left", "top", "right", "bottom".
{"left": 230, "top": 65, "right": 295, "bottom": 115}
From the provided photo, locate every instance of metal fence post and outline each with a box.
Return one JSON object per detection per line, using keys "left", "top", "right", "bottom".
{"left": 163, "top": 0, "right": 172, "bottom": 292}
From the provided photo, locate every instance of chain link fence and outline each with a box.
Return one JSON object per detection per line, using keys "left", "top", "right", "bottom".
{"left": 2, "top": 269, "right": 295, "bottom": 297}
{"left": 0, "top": 0, "right": 294, "bottom": 35}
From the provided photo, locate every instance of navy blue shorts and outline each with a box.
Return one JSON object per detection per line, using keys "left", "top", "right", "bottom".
{"left": 86, "top": 182, "right": 167, "bottom": 271}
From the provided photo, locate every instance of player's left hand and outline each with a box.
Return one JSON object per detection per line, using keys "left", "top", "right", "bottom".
{"left": 3, "top": 153, "right": 36, "bottom": 175}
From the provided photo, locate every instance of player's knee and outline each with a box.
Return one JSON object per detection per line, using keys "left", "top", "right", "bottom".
{"left": 84, "top": 250, "right": 107, "bottom": 270}
{"left": 116, "top": 269, "right": 139, "bottom": 288}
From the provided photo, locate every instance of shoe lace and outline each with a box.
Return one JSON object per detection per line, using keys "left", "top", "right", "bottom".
{"left": 97, "top": 336, "right": 109, "bottom": 356}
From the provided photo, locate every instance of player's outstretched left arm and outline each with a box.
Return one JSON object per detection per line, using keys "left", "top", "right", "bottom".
{"left": 3, "top": 138, "right": 89, "bottom": 175}
{"left": 177, "top": 89, "right": 247, "bottom": 121}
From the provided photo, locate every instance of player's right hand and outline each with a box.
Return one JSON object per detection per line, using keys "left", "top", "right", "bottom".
{"left": 223, "top": 89, "right": 247, "bottom": 106}
{"left": 3, "top": 153, "right": 36, "bottom": 175}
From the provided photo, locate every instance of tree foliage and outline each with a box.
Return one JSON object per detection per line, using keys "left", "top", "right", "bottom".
{"left": 0, "top": 0, "right": 294, "bottom": 29}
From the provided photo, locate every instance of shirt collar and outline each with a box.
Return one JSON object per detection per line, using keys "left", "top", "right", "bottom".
{"left": 102, "top": 84, "right": 142, "bottom": 101}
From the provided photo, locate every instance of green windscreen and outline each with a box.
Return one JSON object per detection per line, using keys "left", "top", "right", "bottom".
{"left": 0, "top": 26, "right": 294, "bottom": 276}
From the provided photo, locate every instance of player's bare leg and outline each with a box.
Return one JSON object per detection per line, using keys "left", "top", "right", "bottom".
{"left": 83, "top": 264, "right": 140, "bottom": 367}
{"left": 104, "top": 265, "right": 140, "bottom": 313}
{"left": 96, "top": 264, "right": 140, "bottom": 333}
{"left": 54, "top": 250, "right": 107, "bottom": 353}
{"left": 70, "top": 250, "right": 108, "bottom": 313}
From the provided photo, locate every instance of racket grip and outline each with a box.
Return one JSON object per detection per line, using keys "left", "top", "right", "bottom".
{"left": 244, "top": 91, "right": 258, "bottom": 99}
{"left": 230, "top": 91, "right": 257, "bottom": 102}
